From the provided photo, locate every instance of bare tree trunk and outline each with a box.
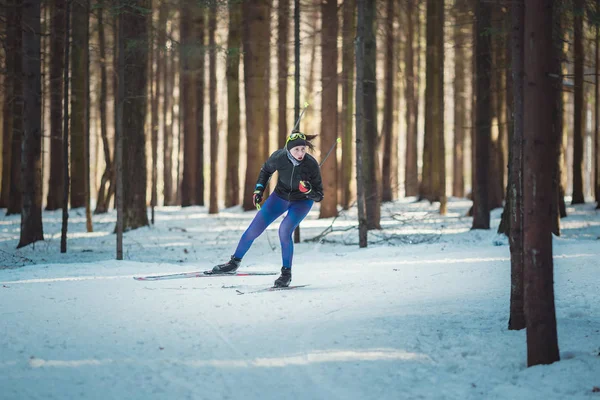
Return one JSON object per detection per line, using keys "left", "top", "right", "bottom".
{"left": 551, "top": 1, "right": 564, "bottom": 234}
{"left": 523, "top": 0, "right": 560, "bottom": 367}
{"left": 115, "top": 9, "right": 124, "bottom": 259}
{"left": 46, "top": 0, "right": 65, "bottom": 210}
{"left": 1, "top": 1, "right": 16, "bottom": 209}
{"left": 150, "top": 1, "right": 159, "bottom": 223}
{"left": 422, "top": 0, "right": 446, "bottom": 214}
{"left": 472, "top": 0, "right": 491, "bottom": 229}
{"left": 596, "top": 0, "right": 600, "bottom": 209}
{"left": 277, "top": 0, "right": 289, "bottom": 148}
{"left": 194, "top": 4, "right": 205, "bottom": 206}
{"left": 489, "top": 7, "right": 505, "bottom": 210}
{"left": 381, "top": 0, "right": 395, "bottom": 203}
{"left": 7, "top": 0, "right": 23, "bottom": 216}
{"left": 161, "top": 4, "right": 174, "bottom": 206}
{"left": 341, "top": 0, "right": 355, "bottom": 209}
{"left": 405, "top": 0, "right": 418, "bottom": 197}
{"left": 60, "top": 0, "right": 70, "bottom": 253}
{"left": 225, "top": 0, "right": 241, "bottom": 208}
{"left": 572, "top": 0, "right": 585, "bottom": 204}
{"left": 319, "top": 0, "right": 338, "bottom": 218}
{"left": 121, "top": 0, "right": 149, "bottom": 231}
{"left": 453, "top": 0, "right": 469, "bottom": 199}
{"left": 180, "top": 0, "right": 197, "bottom": 207}
{"left": 355, "top": 0, "right": 369, "bottom": 247}
{"left": 208, "top": 2, "right": 218, "bottom": 214}
{"left": 70, "top": 0, "right": 88, "bottom": 209}
{"left": 363, "top": 0, "right": 380, "bottom": 228}
{"left": 506, "top": 0, "right": 525, "bottom": 331}
{"left": 242, "top": 0, "right": 270, "bottom": 211}
{"left": 94, "top": 1, "right": 112, "bottom": 215}
{"left": 19, "top": 0, "right": 44, "bottom": 248}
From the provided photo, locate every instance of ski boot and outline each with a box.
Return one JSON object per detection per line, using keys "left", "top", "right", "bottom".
{"left": 274, "top": 267, "right": 292, "bottom": 287}
{"left": 209, "top": 255, "right": 241, "bottom": 274}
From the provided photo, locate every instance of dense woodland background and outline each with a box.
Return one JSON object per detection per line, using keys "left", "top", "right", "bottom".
{"left": 1, "top": 0, "right": 599, "bottom": 368}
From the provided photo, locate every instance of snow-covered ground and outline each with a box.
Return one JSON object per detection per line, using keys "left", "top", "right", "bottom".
{"left": 0, "top": 198, "right": 599, "bottom": 400}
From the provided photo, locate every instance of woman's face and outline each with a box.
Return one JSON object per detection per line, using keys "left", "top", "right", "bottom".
{"left": 290, "top": 145, "right": 307, "bottom": 161}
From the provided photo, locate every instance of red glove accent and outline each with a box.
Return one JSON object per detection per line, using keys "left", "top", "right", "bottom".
{"left": 299, "top": 181, "right": 312, "bottom": 193}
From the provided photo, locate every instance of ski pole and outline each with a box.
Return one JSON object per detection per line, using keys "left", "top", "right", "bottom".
{"left": 292, "top": 102, "right": 310, "bottom": 132}
{"left": 319, "top": 137, "right": 341, "bottom": 168}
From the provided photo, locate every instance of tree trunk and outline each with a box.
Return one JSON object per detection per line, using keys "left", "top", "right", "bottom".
{"left": 150, "top": 0, "right": 159, "bottom": 222}
{"left": 60, "top": 0, "right": 70, "bottom": 253}
{"left": 422, "top": 0, "right": 446, "bottom": 214}
{"left": 523, "top": 0, "right": 560, "bottom": 367}
{"left": 242, "top": 0, "right": 271, "bottom": 211}
{"left": 19, "top": 0, "right": 44, "bottom": 248}
{"left": 94, "top": 1, "right": 112, "bottom": 215}
{"left": 7, "top": 0, "right": 23, "bottom": 216}
{"left": 381, "top": 0, "right": 395, "bottom": 203}
{"left": 572, "top": 0, "right": 585, "bottom": 204}
{"left": 0, "top": 0, "right": 16, "bottom": 209}
{"left": 453, "top": 0, "right": 469, "bottom": 199}
{"left": 355, "top": 0, "right": 369, "bottom": 247}
{"left": 277, "top": 0, "right": 289, "bottom": 148}
{"left": 46, "top": 0, "right": 66, "bottom": 210}
{"left": 208, "top": 2, "right": 218, "bottom": 214}
{"left": 194, "top": 4, "right": 205, "bottom": 206}
{"left": 472, "top": 0, "right": 491, "bottom": 229}
{"left": 405, "top": 0, "right": 418, "bottom": 197}
{"left": 121, "top": 0, "right": 149, "bottom": 231}
{"left": 341, "top": 0, "right": 355, "bottom": 209}
{"left": 596, "top": 0, "right": 600, "bottom": 209}
{"left": 225, "top": 0, "right": 241, "bottom": 208}
{"left": 506, "top": 0, "right": 525, "bottom": 331}
{"left": 180, "top": 0, "right": 197, "bottom": 207}
{"left": 319, "top": 0, "right": 338, "bottom": 218}
{"left": 551, "top": 1, "right": 565, "bottom": 234}
{"left": 363, "top": 0, "right": 380, "bottom": 229}
{"left": 161, "top": 3, "right": 174, "bottom": 206}
{"left": 70, "top": 0, "right": 88, "bottom": 209}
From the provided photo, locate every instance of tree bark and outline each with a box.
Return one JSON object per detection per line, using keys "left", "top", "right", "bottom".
{"left": 7, "top": 0, "right": 23, "bottom": 216}
{"left": 94, "top": 1, "right": 112, "bottom": 215}
{"left": 161, "top": 3, "right": 174, "bottom": 206}
{"left": 319, "top": 0, "right": 338, "bottom": 218}
{"left": 225, "top": 0, "right": 241, "bottom": 208}
{"left": 194, "top": 4, "right": 205, "bottom": 206}
{"left": 381, "top": 0, "right": 395, "bottom": 203}
{"left": 472, "top": 0, "right": 491, "bottom": 229}
{"left": 46, "top": 0, "right": 66, "bottom": 210}
{"left": 506, "top": 0, "right": 525, "bottom": 331}
{"left": 70, "top": 0, "right": 88, "bottom": 209}
{"left": 242, "top": 0, "right": 271, "bottom": 211}
{"left": 150, "top": 0, "right": 159, "bottom": 222}
{"left": 551, "top": 1, "right": 565, "bottom": 234}
{"left": 121, "top": 0, "right": 149, "bottom": 231}
{"left": 208, "top": 2, "right": 218, "bottom": 214}
{"left": 572, "top": 0, "right": 585, "bottom": 204}
{"left": 180, "top": 0, "right": 197, "bottom": 207}
{"left": 355, "top": 0, "right": 369, "bottom": 247}
{"left": 341, "top": 0, "right": 355, "bottom": 209}
{"left": 277, "top": 0, "right": 289, "bottom": 148}
{"left": 453, "top": 0, "right": 469, "bottom": 199}
{"left": 523, "top": 0, "right": 560, "bottom": 367}
{"left": 19, "top": 0, "right": 44, "bottom": 248}
{"left": 422, "top": 0, "right": 446, "bottom": 214}
{"left": 405, "top": 0, "right": 418, "bottom": 197}
{"left": 363, "top": 0, "right": 380, "bottom": 229}
{"left": 596, "top": 0, "right": 600, "bottom": 209}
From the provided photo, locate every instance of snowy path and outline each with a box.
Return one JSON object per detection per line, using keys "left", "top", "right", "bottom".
{"left": 1, "top": 239, "right": 599, "bottom": 400}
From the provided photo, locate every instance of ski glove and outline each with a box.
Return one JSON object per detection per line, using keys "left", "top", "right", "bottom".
{"left": 299, "top": 181, "right": 323, "bottom": 202}
{"left": 253, "top": 185, "right": 264, "bottom": 207}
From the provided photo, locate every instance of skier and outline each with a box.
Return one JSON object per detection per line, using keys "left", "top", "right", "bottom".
{"left": 209, "top": 131, "right": 324, "bottom": 287}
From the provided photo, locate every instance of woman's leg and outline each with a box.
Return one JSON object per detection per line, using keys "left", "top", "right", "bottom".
{"left": 233, "top": 195, "right": 289, "bottom": 259}
{"left": 278, "top": 199, "right": 314, "bottom": 268}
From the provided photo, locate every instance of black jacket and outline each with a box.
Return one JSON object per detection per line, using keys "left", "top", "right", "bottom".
{"left": 256, "top": 149, "right": 324, "bottom": 202}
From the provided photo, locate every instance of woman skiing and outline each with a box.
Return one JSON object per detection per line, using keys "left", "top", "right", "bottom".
{"left": 208, "top": 131, "right": 324, "bottom": 287}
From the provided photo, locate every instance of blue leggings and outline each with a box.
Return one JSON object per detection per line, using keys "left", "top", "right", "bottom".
{"left": 234, "top": 194, "right": 314, "bottom": 268}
